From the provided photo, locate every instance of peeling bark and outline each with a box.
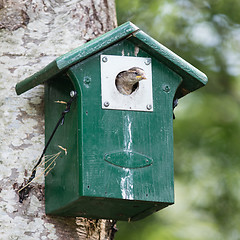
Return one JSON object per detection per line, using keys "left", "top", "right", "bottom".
{"left": 0, "top": 0, "right": 117, "bottom": 239}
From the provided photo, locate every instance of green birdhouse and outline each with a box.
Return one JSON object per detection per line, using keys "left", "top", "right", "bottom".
{"left": 16, "top": 22, "right": 207, "bottom": 221}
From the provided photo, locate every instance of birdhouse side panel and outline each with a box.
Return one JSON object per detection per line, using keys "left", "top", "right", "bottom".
{"left": 44, "top": 75, "right": 80, "bottom": 214}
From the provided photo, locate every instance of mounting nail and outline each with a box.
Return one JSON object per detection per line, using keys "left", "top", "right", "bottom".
{"left": 70, "top": 91, "right": 76, "bottom": 97}
{"left": 84, "top": 77, "right": 91, "bottom": 84}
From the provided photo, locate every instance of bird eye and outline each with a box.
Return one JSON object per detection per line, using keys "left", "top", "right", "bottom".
{"left": 134, "top": 72, "right": 138, "bottom": 75}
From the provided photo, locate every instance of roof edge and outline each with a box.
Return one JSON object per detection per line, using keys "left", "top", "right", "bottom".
{"left": 56, "top": 21, "right": 139, "bottom": 70}
{"left": 130, "top": 30, "right": 208, "bottom": 96}
{"left": 15, "top": 21, "right": 139, "bottom": 95}
{"left": 15, "top": 61, "right": 59, "bottom": 95}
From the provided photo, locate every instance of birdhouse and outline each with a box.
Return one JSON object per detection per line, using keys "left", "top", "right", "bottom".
{"left": 16, "top": 22, "right": 207, "bottom": 221}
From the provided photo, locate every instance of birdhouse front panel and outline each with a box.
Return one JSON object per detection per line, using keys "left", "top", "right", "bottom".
{"left": 43, "top": 38, "right": 183, "bottom": 220}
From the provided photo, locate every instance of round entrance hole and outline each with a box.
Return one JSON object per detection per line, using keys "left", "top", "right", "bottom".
{"left": 115, "top": 67, "right": 146, "bottom": 95}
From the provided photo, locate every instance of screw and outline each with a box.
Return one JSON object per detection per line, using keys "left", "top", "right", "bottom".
{"left": 102, "top": 56, "right": 108, "bottom": 63}
{"left": 104, "top": 101, "right": 110, "bottom": 107}
{"left": 164, "top": 85, "right": 170, "bottom": 92}
{"left": 145, "top": 59, "right": 151, "bottom": 65}
{"left": 146, "top": 104, "right": 152, "bottom": 110}
{"left": 84, "top": 77, "right": 91, "bottom": 84}
{"left": 70, "top": 91, "right": 76, "bottom": 97}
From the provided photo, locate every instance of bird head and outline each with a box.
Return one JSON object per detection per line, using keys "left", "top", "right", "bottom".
{"left": 124, "top": 67, "right": 147, "bottom": 85}
{"left": 115, "top": 67, "right": 147, "bottom": 95}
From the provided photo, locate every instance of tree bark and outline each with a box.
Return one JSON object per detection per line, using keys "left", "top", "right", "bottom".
{"left": 0, "top": 0, "right": 117, "bottom": 239}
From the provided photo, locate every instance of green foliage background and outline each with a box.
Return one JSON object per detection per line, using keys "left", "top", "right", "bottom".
{"left": 115, "top": 0, "right": 240, "bottom": 239}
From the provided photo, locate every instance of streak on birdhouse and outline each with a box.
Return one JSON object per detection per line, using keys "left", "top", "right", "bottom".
{"left": 15, "top": 22, "right": 207, "bottom": 221}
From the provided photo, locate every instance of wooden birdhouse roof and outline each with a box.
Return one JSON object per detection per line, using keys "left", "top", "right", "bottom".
{"left": 16, "top": 21, "right": 207, "bottom": 97}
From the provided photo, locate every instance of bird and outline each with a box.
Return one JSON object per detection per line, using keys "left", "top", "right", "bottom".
{"left": 115, "top": 67, "right": 147, "bottom": 95}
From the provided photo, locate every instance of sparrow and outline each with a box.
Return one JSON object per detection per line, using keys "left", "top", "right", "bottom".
{"left": 115, "top": 67, "right": 147, "bottom": 95}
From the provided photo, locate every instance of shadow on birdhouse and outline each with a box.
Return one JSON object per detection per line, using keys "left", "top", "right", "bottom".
{"left": 16, "top": 22, "right": 207, "bottom": 221}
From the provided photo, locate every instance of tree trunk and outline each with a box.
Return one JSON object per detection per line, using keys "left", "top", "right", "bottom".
{"left": 0, "top": 0, "right": 117, "bottom": 239}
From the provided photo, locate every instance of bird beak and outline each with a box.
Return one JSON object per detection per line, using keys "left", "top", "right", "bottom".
{"left": 136, "top": 74, "right": 147, "bottom": 80}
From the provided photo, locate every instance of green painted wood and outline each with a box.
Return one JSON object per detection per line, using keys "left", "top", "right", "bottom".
{"left": 129, "top": 31, "right": 208, "bottom": 97}
{"left": 56, "top": 22, "right": 138, "bottom": 70}
{"left": 48, "top": 196, "right": 170, "bottom": 221}
{"left": 15, "top": 21, "right": 207, "bottom": 96}
{"left": 15, "top": 21, "right": 139, "bottom": 95}
{"left": 104, "top": 150, "right": 153, "bottom": 169}
{"left": 15, "top": 61, "right": 59, "bottom": 95}
{"left": 44, "top": 39, "right": 182, "bottom": 220}
{"left": 44, "top": 74, "right": 80, "bottom": 214}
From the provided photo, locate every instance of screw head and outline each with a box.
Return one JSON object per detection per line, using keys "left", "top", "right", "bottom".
{"left": 104, "top": 101, "right": 110, "bottom": 107}
{"left": 84, "top": 77, "right": 91, "bottom": 84}
{"left": 146, "top": 104, "right": 152, "bottom": 110}
{"left": 145, "top": 59, "right": 151, "bottom": 65}
{"left": 102, "top": 57, "right": 108, "bottom": 63}
{"left": 163, "top": 85, "right": 171, "bottom": 92}
{"left": 70, "top": 91, "right": 76, "bottom": 97}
